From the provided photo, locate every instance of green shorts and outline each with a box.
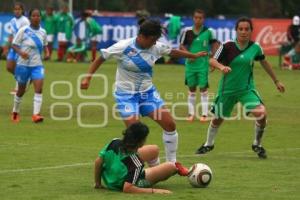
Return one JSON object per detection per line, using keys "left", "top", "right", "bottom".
{"left": 185, "top": 70, "right": 208, "bottom": 89}
{"left": 135, "top": 171, "right": 152, "bottom": 188}
{"left": 211, "top": 89, "right": 263, "bottom": 118}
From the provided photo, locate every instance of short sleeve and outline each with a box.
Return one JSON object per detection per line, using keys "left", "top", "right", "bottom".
{"left": 12, "top": 27, "right": 24, "bottom": 47}
{"left": 98, "top": 143, "right": 109, "bottom": 158}
{"left": 100, "top": 41, "right": 126, "bottom": 60}
{"left": 254, "top": 43, "right": 265, "bottom": 61}
{"left": 155, "top": 41, "right": 172, "bottom": 56}
{"left": 208, "top": 28, "right": 218, "bottom": 44}
{"left": 213, "top": 43, "right": 226, "bottom": 62}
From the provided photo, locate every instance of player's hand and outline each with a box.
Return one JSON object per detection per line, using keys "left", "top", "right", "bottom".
{"left": 20, "top": 51, "right": 29, "bottom": 60}
{"left": 81, "top": 78, "right": 90, "bottom": 90}
{"left": 153, "top": 189, "right": 172, "bottom": 194}
{"left": 220, "top": 66, "right": 231, "bottom": 74}
{"left": 195, "top": 51, "right": 208, "bottom": 57}
{"left": 275, "top": 81, "right": 285, "bottom": 93}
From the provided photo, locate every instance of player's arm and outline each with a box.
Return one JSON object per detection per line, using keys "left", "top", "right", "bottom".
{"left": 259, "top": 60, "right": 285, "bottom": 93}
{"left": 94, "top": 157, "right": 104, "bottom": 189}
{"left": 123, "top": 182, "right": 172, "bottom": 194}
{"left": 209, "top": 58, "right": 231, "bottom": 74}
{"left": 80, "top": 56, "right": 105, "bottom": 89}
{"left": 12, "top": 44, "right": 28, "bottom": 60}
{"left": 169, "top": 49, "right": 207, "bottom": 59}
{"left": 44, "top": 46, "right": 50, "bottom": 60}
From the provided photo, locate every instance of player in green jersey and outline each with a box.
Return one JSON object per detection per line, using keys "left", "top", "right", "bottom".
{"left": 180, "top": 9, "right": 219, "bottom": 122}
{"left": 41, "top": 5, "right": 58, "bottom": 59}
{"left": 94, "top": 122, "right": 189, "bottom": 194}
{"left": 195, "top": 17, "right": 285, "bottom": 158}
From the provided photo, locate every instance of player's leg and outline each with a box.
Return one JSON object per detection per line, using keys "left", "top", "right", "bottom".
{"left": 144, "top": 162, "right": 178, "bottom": 185}
{"left": 195, "top": 94, "right": 235, "bottom": 154}
{"left": 139, "top": 87, "right": 177, "bottom": 162}
{"left": 11, "top": 65, "right": 29, "bottom": 122}
{"left": 31, "top": 66, "right": 45, "bottom": 123}
{"left": 185, "top": 71, "right": 197, "bottom": 121}
{"left": 138, "top": 145, "right": 160, "bottom": 167}
{"left": 240, "top": 90, "right": 267, "bottom": 158}
{"left": 148, "top": 107, "right": 178, "bottom": 162}
{"left": 198, "top": 70, "right": 209, "bottom": 122}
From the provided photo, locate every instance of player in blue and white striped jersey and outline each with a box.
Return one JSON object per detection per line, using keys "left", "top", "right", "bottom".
{"left": 6, "top": 2, "right": 30, "bottom": 94}
{"left": 81, "top": 19, "right": 207, "bottom": 163}
{"left": 11, "top": 8, "right": 49, "bottom": 123}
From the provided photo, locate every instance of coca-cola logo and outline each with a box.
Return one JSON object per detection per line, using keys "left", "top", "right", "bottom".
{"left": 255, "top": 25, "right": 288, "bottom": 49}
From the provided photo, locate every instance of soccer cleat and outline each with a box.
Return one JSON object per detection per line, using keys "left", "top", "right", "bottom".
{"left": 11, "top": 112, "right": 20, "bottom": 123}
{"left": 175, "top": 162, "right": 189, "bottom": 176}
{"left": 32, "top": 114, "right": 44, "bottom": 123}
{"left": 200, "top": 115, "right": 209, "bottom": 123}
{"left": 186, "top": 114, "right": 195, "bottom": 122}
{"left": 195, "top": 144, "right": 214, "bottom": 154}
{"left": 252, "top": 145, "right": 267, "bottom": 159}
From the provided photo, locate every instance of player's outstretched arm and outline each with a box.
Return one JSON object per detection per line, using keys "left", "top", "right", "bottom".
{"left": 260, "top": 60, "right": 285, "bottom": 93}
{"left": 169, "top": 49, "right": 207, "bottom": 59}
{"left": 81, "top": 56, "right": 105, "bottom": 90}
{"left": 123, "top": 182, "right": 172, "bottom": 194}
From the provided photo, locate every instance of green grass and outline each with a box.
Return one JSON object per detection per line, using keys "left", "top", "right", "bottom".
{"left": 0, "top": 56, "right": 299, "bottom": 200}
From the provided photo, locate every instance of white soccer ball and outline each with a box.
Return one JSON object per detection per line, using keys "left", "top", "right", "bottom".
{"left": 187, "top": 163, "right": 212, "bottom": 188}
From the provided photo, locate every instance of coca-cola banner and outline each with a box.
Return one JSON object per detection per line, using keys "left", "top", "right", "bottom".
{"left": 252, "top": 19, "right": 291, "bottom": 55}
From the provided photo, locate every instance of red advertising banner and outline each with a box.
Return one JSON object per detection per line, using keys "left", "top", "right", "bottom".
{"left": 251, "top": 19, "right": 291, "bottom": 55}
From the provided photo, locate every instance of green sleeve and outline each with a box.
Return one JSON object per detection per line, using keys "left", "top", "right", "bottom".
{"left": 99, "top": 143, "right": 109, "bottom": 158}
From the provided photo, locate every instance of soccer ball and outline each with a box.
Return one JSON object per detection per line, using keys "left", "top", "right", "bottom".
{"left": 187, "top": 163, "right": 212, "bottom": 188}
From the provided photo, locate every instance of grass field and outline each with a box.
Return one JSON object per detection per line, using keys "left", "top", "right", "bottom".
{"left": 0, "top": 56, "right": 299, "bottom": 200}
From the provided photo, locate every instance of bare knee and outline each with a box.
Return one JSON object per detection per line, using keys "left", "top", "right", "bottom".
{"left": 163, "top": 120, "right": 176, "bottom": 132}
{"left": 252, "top": 106, "right": 267, "bottom": 121}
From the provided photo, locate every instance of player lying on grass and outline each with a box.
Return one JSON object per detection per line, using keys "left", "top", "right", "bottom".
{"left": 94, "top": 122, "right": 189, "bottom": 194}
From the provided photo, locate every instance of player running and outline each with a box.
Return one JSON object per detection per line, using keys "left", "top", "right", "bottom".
{"left": 81, "top": 19, "right": 207, "bottom": 163}
{"left": 195, "top": 17, "right": 285, "bottom": 158}
{"left": 11, "top": 8, "right": 49, "bottom": 123}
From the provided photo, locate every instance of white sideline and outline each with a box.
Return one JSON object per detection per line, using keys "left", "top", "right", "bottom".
{"left": 0, "top": 147, "right": 299, "bottom": 174}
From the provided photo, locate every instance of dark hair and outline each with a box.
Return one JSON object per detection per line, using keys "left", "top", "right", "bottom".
{"left": 235, "top": 17, "right": 253, "bottom": 31}
{"left": 194, "top": 9, "right": 205, "bottom": 17}
{"left": 122, "top": 122, "right": 149, "bottom": 150}
{"left": 138, "top": 19, "right": 162, "bottom": 38}
{"left": 14, "top": 2, "right": 25, "bottom": 15}
{"left": 29, "top": 8, "right": 41, "bottom": 17}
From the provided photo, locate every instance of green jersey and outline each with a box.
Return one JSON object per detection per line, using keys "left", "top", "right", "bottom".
{"left": 214, "top": 40, "right": 265, "bottom": 95}
{"left": 86, "top": 17, "right": 102, "bottom": 37}
{"left": 56, "top": 12, "right": 74, "bottom": 40}
{"left": 99, "top": 139, "right": 144, "bottom": 191}
{"left": 180, "top": 26, "right": 216, "bottom": 72}
{"left": 41, "top": 11, "right": 58, "bottom": 35}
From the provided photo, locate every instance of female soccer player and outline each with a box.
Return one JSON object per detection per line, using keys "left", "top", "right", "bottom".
{"left": 94, "top": 122, "right": 189, "bottom": 193}
{"left": 81, "top": 19, "right": 206, "bottom": 163}
{"left": 11, "top": 8, "right": 49, "bottom": 123}
{"left": 6, "top": 2, "right": 30, "bottom": 93}
{"left": 195, "top": 17, "right": 285, "bottom": 158}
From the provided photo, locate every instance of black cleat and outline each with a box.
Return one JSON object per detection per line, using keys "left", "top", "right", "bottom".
{"left": 195, "top": 144, "right": 214, "bottom": 154}
{"left": 252, "top": 145, "right": 267, "bottom": 159}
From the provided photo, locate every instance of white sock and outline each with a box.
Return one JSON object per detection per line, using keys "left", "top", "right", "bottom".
{"left": 204, "top": 122, "right": 219, "bottom": 146}
{"left": 13, "top": 95, "right": 22, "bottom": 113}
{"left": 33, "top": 93, "right": 43, "bottom": 115}
{"left": 188, "top": 92, "right": 196, "bottom": 116}
{"left": 148, "top": 157, "right": 160, "bottom": 167}
{"left": 163, "top": 130, "right": 178, "bottom": 162}
{"left": 253, "top": 122, "right": 265, "bottom": 146}
{"left": 200, "top": 91, "right": 208, "bottom": 116}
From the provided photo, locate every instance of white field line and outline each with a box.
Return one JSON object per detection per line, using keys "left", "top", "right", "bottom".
{"left": 0, "top": 147, "right": 299, "bottom": 174}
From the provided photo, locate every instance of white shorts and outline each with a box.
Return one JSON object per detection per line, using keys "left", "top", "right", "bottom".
{"left": 58, "top": 32, "right": 68, "bottom": 42}
{"left": 91, "top": 34, "right": 101, "bottom": 42}
{"left": 47, "top": 34, "right": 54, "bottom": 43}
